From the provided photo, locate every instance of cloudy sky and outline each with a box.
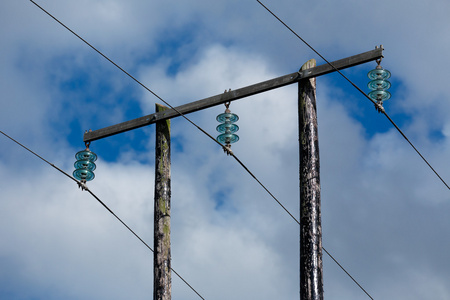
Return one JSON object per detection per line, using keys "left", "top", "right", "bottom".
{"left": 1, "top": 1, "right": 450, "bottom": 299}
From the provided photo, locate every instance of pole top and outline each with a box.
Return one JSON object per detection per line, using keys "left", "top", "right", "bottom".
{"left": 300, "top": 59, "right": 317, "bottom": 71}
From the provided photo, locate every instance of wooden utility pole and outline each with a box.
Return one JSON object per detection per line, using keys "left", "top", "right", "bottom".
{"left": 299, "top": 59, "right": 323, "bottom": 300}
{"left": 153, "top": 103, "right": 172, "bottom": 300}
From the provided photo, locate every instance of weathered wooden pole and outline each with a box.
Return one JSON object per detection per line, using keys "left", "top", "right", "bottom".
{"left": 154, "top": 103, "right": 172, "bottom": 300}
{"left": 299, "top": 59, "right": 324, "bottom": 300}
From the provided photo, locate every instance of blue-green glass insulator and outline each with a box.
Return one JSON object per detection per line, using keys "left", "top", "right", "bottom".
{"left": 216, "top": 123, "right": 239, "bottom": 134}
{"left": 73, "top": 169, "right": 95, "bottom": 181}
{"left": 217, "top": 133, "right": 239, "bottom": 144}
{"left": 368, "top": 79, "right": 391, "bottom": 91}
{"left": 74, "top": 160, "right": 96, "bottom": 171}
{"left": 368, "top": 68, "right": 391, "bottom": 80}
{"left": 75, "top": 150, "right": 97, "bottom": 162}
{"left": 216, "top": 113, "right": 239, "bottom": 123}
{"left": 369, "top": 90, "right": 391, "bottom": 101}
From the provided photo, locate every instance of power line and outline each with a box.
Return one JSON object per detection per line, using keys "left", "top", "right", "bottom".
{"left": 28, "top": 1, "right": 378, "bottom": 298}
{"left": 0, "top": 131, "right": 77, "bottom": 184}
{"left": 28, "top": 0, "right": 223, "bottom": 153}
{"left": 0, "top": 130, "right": 206, "bottom": 300}
{"left": 27, "top": 0, "right": 302, "bottom": 267}
{"left": 85, "top": 185, "right": 206, "bottom": 300}
{"left": 27, "top": 0, "right": 303, "bottom": 234}
{"left": 256, "top": 0, "right": 449, "bottom": 191}
{"left": 322, "top": 247, "right": 374, "bottom": 300}
{"left": 255, "top": 0, "right": 449, "bottom": 298}
{"left": 27, "top": 0, "right": 316, "bottom": 227}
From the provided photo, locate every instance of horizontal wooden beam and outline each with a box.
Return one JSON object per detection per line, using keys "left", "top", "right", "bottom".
{"left": 84, "top": 47, "right": 383, "bottom": 142}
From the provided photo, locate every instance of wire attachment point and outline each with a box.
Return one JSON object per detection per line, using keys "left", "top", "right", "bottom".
{"left": 77, "top": 180, "right": 88, "bottom": 191}
{"left": 222, "top": 144, "right": 233, "bottom": 156}
{"left": 375, "top": 101, "right": 385, "bottom": 113}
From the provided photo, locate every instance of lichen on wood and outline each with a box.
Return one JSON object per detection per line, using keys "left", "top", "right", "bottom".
{"left": 154, "top": 103, "right": 172, "bottom": 300}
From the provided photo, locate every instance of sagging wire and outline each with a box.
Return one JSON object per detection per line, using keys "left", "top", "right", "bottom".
{"left": 0, "top": 130, "right": 206, "bottom": 300}
{"left": 256, "top": 0, "right": 449, "bottom": 191}
{"left": 28, "top": 0, "right": 306, "bottom": 232}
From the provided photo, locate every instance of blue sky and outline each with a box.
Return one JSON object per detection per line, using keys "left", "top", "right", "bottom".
{"left": 1, "top": 1, "right": 450, "bottom": 299}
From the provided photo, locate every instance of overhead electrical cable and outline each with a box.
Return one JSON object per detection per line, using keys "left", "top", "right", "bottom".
{"left": 27, "top": 0, "right": 325, "bottom": 227}
{"left": 0, "top": 130, "right": 206, "bottom": 300}
{"left": 28, "top": 0, "right": 223, "bottom": 153}
{"left": 28, "top": 0, "right": 300, "bottom": 235}
{"left": 28, "top": 0, "right": 377, "bottom": 298}
{"left": 256, "top": 0, "right": 449, "bottom": 191}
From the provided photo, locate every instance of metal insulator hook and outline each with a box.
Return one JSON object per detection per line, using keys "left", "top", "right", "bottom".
{"left": 224, "top": 101, "right": 231, "bottom": 113}
{"left": 375, "top": 45, "right": 384, "bottom": 66}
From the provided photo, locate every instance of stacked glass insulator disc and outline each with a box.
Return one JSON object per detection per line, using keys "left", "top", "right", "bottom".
{"left": 216, "top": 108, "right": 239, "bottom": 147}
{"left": 368, "top": 65, "right": 391, "bottom": 104}
{"left": 73, "top": 148, "right": 97, "bottom": 182}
